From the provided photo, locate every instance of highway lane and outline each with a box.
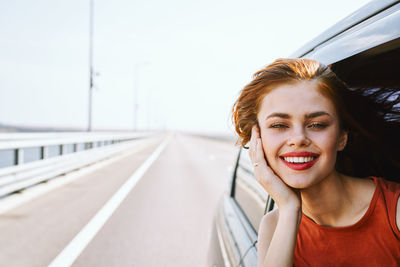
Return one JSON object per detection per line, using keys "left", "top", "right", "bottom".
{"left": 0, "top": 135, "right": 165, "bottom": 267}
{"left": 0, "top": 133, "right": 237, "bottom": 266}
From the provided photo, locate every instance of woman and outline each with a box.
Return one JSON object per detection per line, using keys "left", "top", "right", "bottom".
{"left": 232, "top": 58, "right": 400, "bottom": 266}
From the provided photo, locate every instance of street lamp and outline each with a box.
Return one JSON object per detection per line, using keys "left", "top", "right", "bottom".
{"left": 88, "top": 0, "right": 94, "bottom": 132}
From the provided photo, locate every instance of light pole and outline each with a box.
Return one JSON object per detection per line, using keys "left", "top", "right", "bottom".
{"left": 133, "top": 66, "right": 138, "bottom": 131}
{"left": 88, "top": 0, "right": 94, "bottom": 132}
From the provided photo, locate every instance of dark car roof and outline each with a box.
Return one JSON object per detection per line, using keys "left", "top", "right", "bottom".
{"left": 290, "top": 0, "right": 400, "bottom": 63}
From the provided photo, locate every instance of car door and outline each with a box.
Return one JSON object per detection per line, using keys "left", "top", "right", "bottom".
{"left": 208, "top": 1, "right": 400, "bottom": 266}
{"left": 208, "top": 148, "right": 275, "bottom": 267}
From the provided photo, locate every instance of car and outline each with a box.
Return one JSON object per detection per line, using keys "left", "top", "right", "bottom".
{"left": 207, "top": 0, "right": 400, "bottom": 266}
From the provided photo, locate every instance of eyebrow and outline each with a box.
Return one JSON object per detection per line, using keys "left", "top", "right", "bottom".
{"left": 265, "top": 111, "right": 331, "bottom": 120}
{"left": 305, "top": 111, "right": 331, "bottom": 119}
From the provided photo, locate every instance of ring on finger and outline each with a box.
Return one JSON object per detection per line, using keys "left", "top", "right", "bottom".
{"left": 253, "top": 162, "right": 259, "bottom": 167}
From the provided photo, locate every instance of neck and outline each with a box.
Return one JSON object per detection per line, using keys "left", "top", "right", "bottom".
{"left": 300, "top": 171, "right": 353, "bottom": 227}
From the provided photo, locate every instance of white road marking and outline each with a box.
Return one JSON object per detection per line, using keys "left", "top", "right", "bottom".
{"left": 48, "top": 135, "right": 171, "bottom": 267}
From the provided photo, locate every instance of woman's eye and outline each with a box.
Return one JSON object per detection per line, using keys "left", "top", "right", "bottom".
{"left": 270, "top": 123, "right": 288, "bottom": 129}
{"left": 308, "top": 123, "right": 328, "bottom": 129}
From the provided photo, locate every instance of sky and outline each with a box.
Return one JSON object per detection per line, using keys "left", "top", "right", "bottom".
{"left": 0, "top": 0, "right": 372, "bottom": 134}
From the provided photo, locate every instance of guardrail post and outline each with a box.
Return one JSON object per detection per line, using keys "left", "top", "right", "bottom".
{"left": 60, "top": 144, "right": 64, "bottom": 155}
{"left": 15, "top": 148, "right": 24, "bottom": 165}
{"left": 41, "top": 146, "right": 48, "bottom": 159}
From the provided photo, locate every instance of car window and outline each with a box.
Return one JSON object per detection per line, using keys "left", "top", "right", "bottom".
{"left": 232, "top": 148, "right": 272, "bottom": 233}
{"left": 332, "top": 43, "right": 400, "bottom": 89}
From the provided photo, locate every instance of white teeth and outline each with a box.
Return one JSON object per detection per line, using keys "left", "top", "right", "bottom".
{"left": 283, "top": 157, "right": 315, "bottom": 163}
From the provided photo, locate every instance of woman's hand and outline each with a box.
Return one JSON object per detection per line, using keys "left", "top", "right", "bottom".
{"left": 249, "top": 125, "right": 301, "bottom": 211}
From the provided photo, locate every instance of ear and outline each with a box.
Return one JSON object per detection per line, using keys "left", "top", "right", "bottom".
{"left": 337, "top": 130, "right": 348, "bottom": 151}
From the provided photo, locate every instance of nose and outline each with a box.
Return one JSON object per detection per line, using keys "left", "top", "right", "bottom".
{"left": 287, "top": 127, "right": 311, "bottom": 147}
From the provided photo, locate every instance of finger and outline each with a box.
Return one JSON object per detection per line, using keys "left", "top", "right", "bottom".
{"left": 254, "top": 124, "right": 260, "bottom": 137}
{"left": 253, "top": 139, "right": 284, "bottom": 197}
{"left": 249, "top": 125, "right": 258, "bottom": 161}
{"left": 252, "top": 124, "right": 260, "bottom": 138}
{"left": 254, "top": 138, "right": 275, "bottom": 177}
{"left": 252, "top": 126, "right": 261, "bottom": 157}
{"left": 255, "top": 138, "right": 266, "bottom": 166}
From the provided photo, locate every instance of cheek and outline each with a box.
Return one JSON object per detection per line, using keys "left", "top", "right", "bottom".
{"left": 309, "top": 130, "right": 342, "bottom": 154}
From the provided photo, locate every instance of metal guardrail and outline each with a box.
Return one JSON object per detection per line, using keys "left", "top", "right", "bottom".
{"left": 0, "top": 132, "right": 152, "bottom": 166}
{"left": 0, "top": 132, "right": 158, "bottom": 197}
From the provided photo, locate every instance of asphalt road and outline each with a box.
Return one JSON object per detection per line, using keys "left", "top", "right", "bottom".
{"left": 0, "top": 133, "right": 237, "bottom": 267}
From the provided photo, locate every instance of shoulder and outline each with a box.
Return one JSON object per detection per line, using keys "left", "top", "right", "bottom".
{"left": 257, "top": 209, "right": 279, "bottom": 257}
{"left": 345, "top": 176, "right": 375, "bottom": 211}
{"left": 377, "top": 177, "right": 400, "bottom": 234}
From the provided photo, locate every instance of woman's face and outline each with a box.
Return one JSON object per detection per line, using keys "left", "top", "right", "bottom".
{"left": 257, "top": 81, "right": 347, "bottom": 189}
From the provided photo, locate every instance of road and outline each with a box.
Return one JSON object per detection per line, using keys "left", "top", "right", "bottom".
{"left": 0, "top": 133, "right": 238, "bottom": 267}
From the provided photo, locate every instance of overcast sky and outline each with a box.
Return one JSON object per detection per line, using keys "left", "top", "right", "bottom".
{"left": 0, "top": 0, "right": 371, "bottom": 133}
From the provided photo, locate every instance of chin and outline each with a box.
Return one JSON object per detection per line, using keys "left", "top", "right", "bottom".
{"left": 280, "top": 173, "right": 319, "bottom": 189}
{"left": 273, "top": 160, "right": 336, "bottom": 189}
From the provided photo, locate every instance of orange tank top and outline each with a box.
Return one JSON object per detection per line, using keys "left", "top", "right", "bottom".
{"left": 294, "top": 177, "right": 400, "bottom": 267}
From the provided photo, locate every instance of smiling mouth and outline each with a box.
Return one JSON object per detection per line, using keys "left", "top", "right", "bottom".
{"left": 279, "top": 152, "right": 320, "bottom": 170}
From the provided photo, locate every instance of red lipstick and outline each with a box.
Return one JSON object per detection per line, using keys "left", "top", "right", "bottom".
{"left": 280, "top": 152, "right": 319, "bottom": 171}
